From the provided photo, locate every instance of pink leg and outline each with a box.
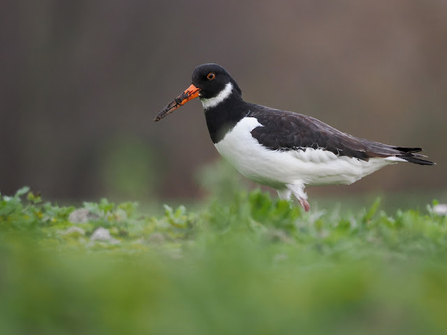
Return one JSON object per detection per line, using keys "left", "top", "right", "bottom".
{"left": 298, "top": 198, "right": 310, "bottom": 212}
{"left": 286, "top": 183, "right": 310, "bottom": 212}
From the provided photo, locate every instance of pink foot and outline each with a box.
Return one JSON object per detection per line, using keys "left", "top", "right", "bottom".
{"left": 299, "top": 198, "right": 310, "bottom": 212}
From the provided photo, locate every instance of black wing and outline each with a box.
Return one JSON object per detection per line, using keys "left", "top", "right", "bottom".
{"left": 248, "top": 104, "right": 434, "bottom": 165}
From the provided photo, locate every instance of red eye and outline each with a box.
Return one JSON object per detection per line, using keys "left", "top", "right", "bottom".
{"left": 207, "top": 72, "right": 216, "bottom": 80}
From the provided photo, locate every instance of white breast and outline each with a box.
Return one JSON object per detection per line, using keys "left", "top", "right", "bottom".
{"left": 214, "top": 117, "right": 396, "bottom": 188}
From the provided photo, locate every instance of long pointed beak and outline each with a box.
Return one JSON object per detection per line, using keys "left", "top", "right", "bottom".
{"left": 154, "top": 84, "right": 201, "bottom": 122}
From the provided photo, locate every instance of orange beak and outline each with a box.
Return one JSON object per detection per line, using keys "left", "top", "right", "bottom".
{"left": 154, "top": 84, "right": 201, "bottom": 122}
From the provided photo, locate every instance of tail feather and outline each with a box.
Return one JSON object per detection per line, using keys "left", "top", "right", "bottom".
{"left": 393, "top": 147, "right": 435, "bottom": 166}
{"left": 392, "top": 146, "right": 422, "bottom": 153}
{"left": 399, "top": 153, "right": 435, "bottom": 165}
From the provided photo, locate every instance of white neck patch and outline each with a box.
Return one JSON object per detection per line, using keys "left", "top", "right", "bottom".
{"left": 200, "top": 82, "right": 233, "bottom": 110}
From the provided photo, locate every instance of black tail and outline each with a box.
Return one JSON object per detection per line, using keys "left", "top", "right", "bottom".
{"left": 393, "top": 147, "right": 435, "bottom": 166}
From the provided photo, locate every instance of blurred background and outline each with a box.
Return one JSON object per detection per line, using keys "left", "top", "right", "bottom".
{"left": 1, "top": 0, "right": 446, "bottom": 203}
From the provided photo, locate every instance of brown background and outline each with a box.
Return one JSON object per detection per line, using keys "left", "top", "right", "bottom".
{"left": 1, "top": 0, "right": 445, "bottom": 202}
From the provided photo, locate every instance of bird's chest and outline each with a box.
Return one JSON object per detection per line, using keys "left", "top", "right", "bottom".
{"left": 214, "top": 117, "right": 286, "bottom": 187}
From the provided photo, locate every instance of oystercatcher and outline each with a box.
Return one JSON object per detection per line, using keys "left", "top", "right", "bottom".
{"left": 154, "top": 63, "right": 434, "bottom": 211}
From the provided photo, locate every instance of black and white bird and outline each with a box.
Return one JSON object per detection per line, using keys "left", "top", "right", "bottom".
{"left": 154, "top": 63, "right": 434, "bottom": 211}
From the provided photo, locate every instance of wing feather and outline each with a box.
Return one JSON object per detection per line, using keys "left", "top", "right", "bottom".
{"left": 248, "top": 104, "right": 433, "bottom": 165}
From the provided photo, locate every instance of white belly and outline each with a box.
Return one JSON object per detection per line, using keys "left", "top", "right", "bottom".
{"left": 214, "top": 117, "right": 395, "bottom": 189}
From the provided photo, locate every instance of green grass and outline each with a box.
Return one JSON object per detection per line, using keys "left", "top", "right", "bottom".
{"left": 1, "top": 186, "right": 447, "bottom": 334}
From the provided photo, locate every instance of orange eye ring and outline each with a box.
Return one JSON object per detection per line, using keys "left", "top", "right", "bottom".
{"left": 207, "top": 72, "right": 216, "bottom": 80}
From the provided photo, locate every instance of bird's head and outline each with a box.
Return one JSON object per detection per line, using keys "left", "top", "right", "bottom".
{"left": 154, "top": 63, "right": 242, "bottom": 122}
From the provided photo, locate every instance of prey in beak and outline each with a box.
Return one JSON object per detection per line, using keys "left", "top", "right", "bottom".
{"left": 154, "top": 84, "right": 201, "bottom": 122}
